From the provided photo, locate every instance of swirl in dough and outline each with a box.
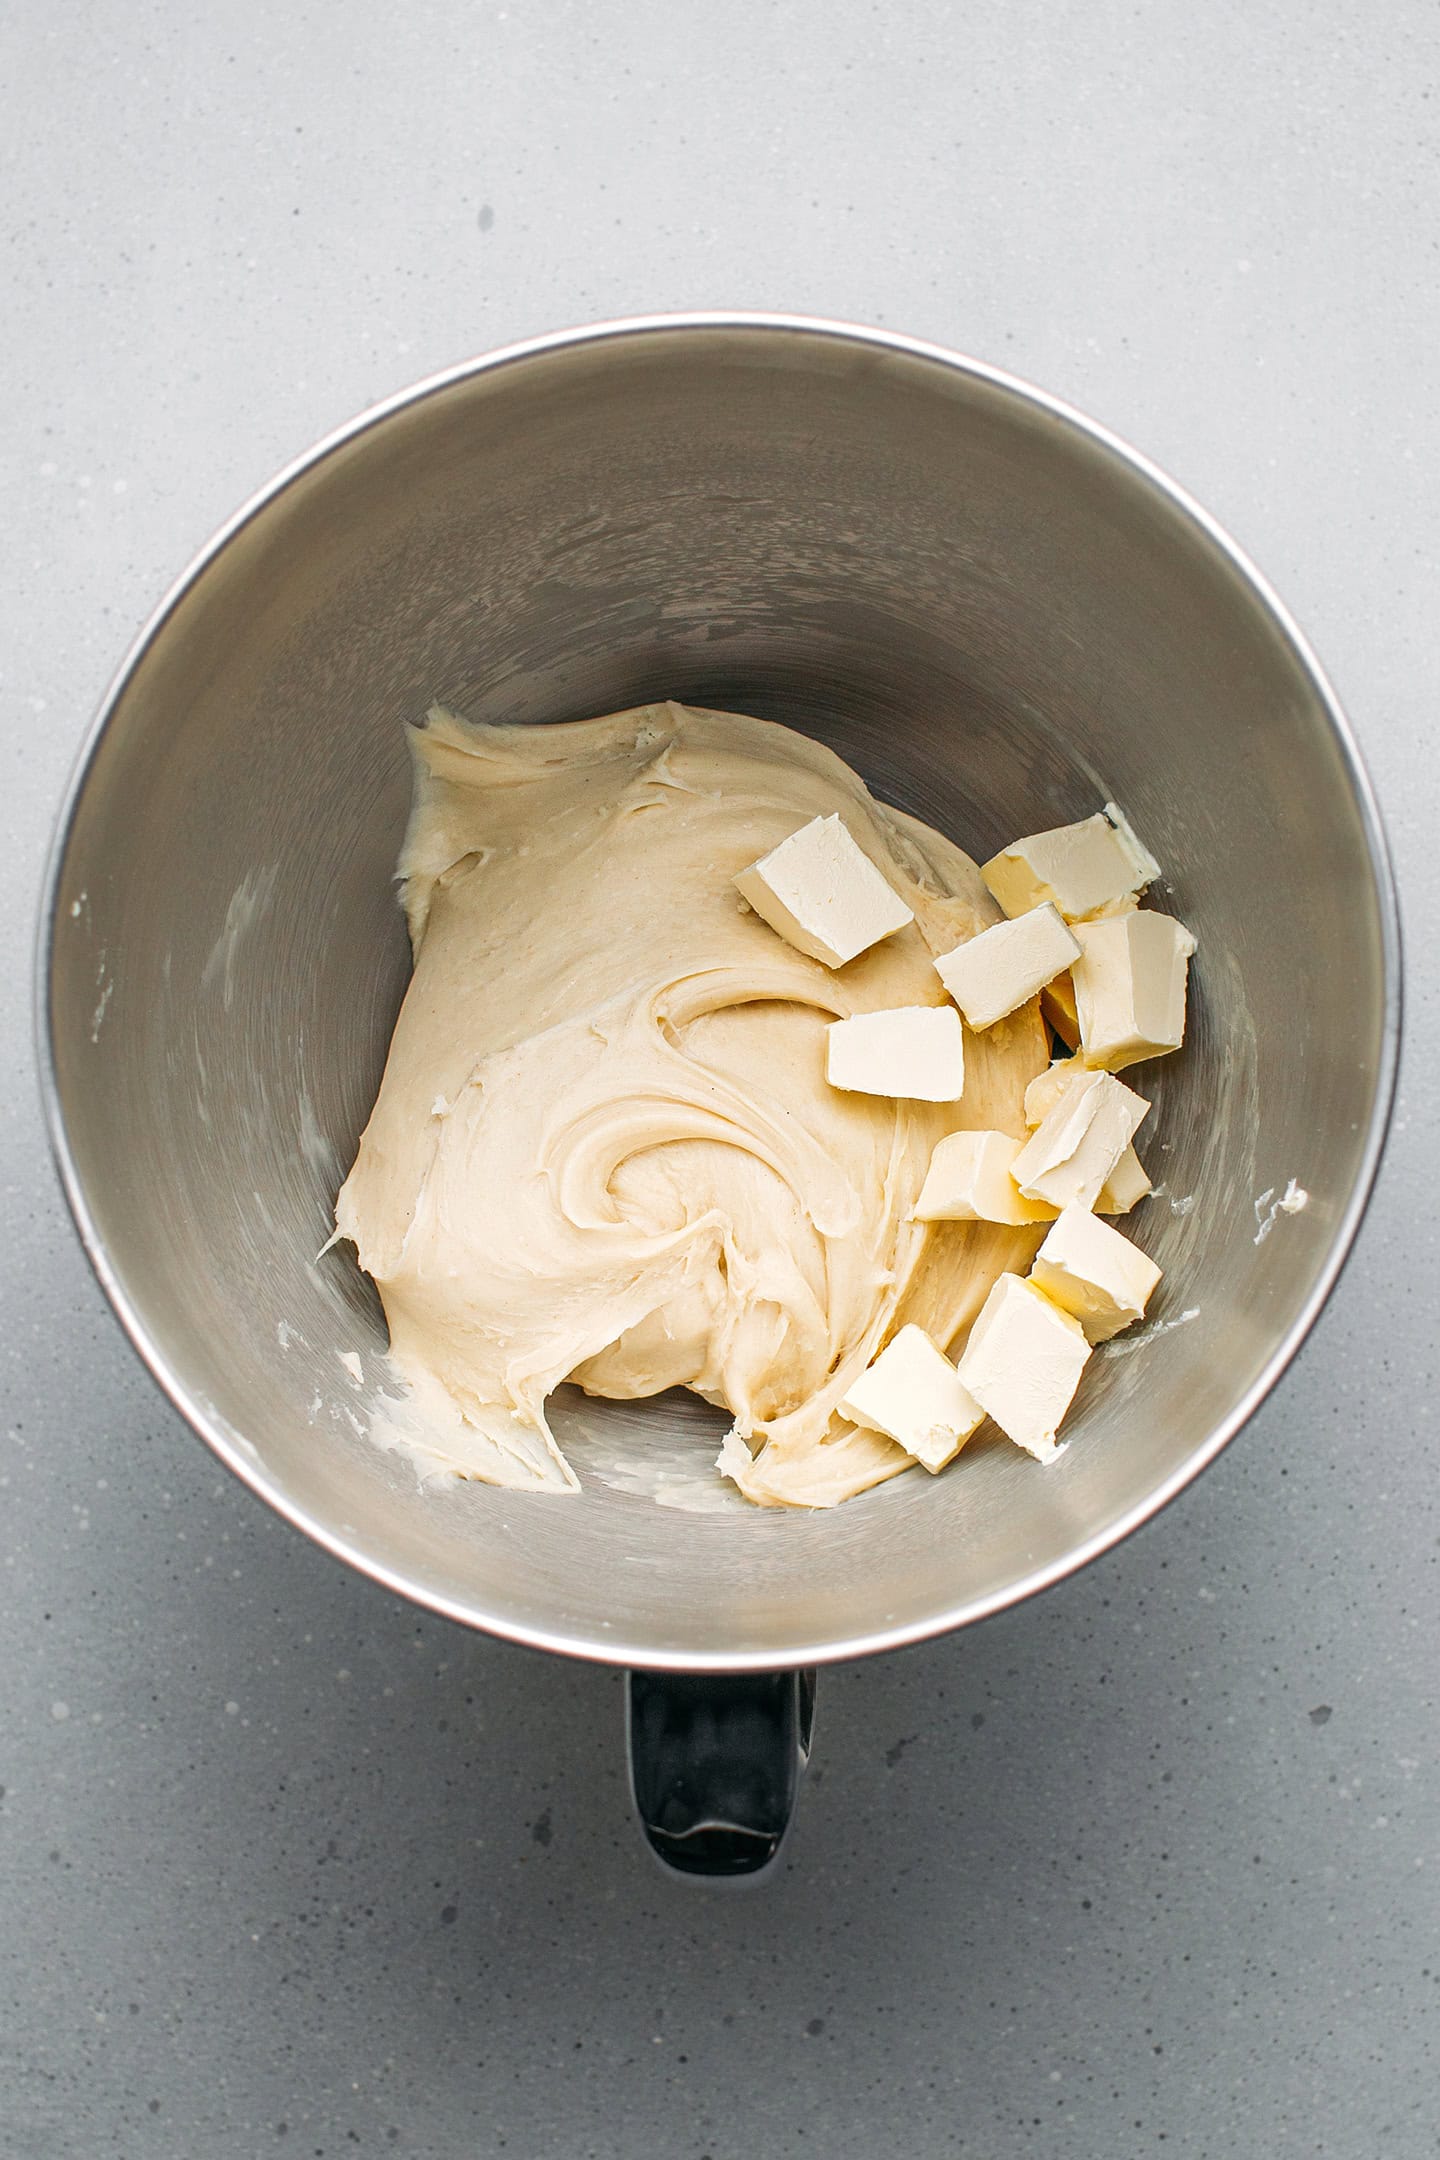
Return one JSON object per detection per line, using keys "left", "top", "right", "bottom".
{"left": 335, "top": 702, "right": 1048, "bottom": 1506}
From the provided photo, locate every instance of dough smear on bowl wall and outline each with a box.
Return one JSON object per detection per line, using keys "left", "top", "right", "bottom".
{"left": 334, "top": 699, "right": 1051, "bottom": 1507}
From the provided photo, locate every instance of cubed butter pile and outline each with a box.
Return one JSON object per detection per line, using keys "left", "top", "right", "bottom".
{"left": 733, "top": 798, "right": 1196, "bottom": 1474}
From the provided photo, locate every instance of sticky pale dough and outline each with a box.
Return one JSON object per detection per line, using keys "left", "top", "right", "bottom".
{"left": 335, "top": 702, "right": 1049, "bottom": 1508}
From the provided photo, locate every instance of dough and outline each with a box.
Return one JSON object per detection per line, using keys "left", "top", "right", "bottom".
{"left": 335, "top": 702, "right": 1049, "bottom": 1507}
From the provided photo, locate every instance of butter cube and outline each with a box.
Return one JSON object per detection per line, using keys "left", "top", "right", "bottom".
{"left": 734, "top": 814, "right": 914, "bottom": 968}
{"left": 935, "top": 903, "right": 1080, "bottom": 1031}
{"left": 1104, "top": 802, "right": 1163, "bottom": 886}
{"left": 956, "top": 1273, "right": 1091, "bottom": 1463}
{"left": 840, "top": 1324, "right": 984, "bottom": 1472}
{"left": 1011, "top": 1069, "right": 1150, "bottom": 1212}
{"left": 982, "top": 807, "right": 1160, "bottom": 923}
{"left": 1096, "top": 1146, "right": 1152, "bottom": 1215}
{"left": 1041, "top": 970, "right": 1081, "bottom": 1048}
{"left": 826, "top": 1005, "right": 966, "bottom": 1100}
{"left": 912, "top": 1129, "right": 1058, "bottom": 1225}
{"left": 1071, "top": 911, "right": 1196, "bottom": 1071}
{"left": 1030, "top": 1206, "right": 1162, "bottom": 1342}
{"left": 1023, "top": 1054, "right": 1089, "bottom": 1128}
{"left": 1024, "top": 1064, "right": 1152, "bottom": 1215}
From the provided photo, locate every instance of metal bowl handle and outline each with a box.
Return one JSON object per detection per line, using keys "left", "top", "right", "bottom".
{"left": 627, "top": 1668, "right": 816, "bottom": 1882}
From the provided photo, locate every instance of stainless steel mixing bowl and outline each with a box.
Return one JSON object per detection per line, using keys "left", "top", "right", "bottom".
{"left": 40, "top": 316, "right": 1398, "bottom": 1871}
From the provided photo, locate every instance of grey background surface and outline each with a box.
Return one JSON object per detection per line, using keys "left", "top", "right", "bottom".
{"left": 3, "top": 3, "right": 1436, "bottom": 2155}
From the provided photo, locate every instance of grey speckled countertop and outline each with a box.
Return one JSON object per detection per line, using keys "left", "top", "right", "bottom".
{"left": 3, "top": 5, "right": 1437, "bottom": 2155}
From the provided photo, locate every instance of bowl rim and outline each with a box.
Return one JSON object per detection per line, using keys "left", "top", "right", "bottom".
{"left": 35, "top": 310, "right": 1404, "bottom": 1672}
